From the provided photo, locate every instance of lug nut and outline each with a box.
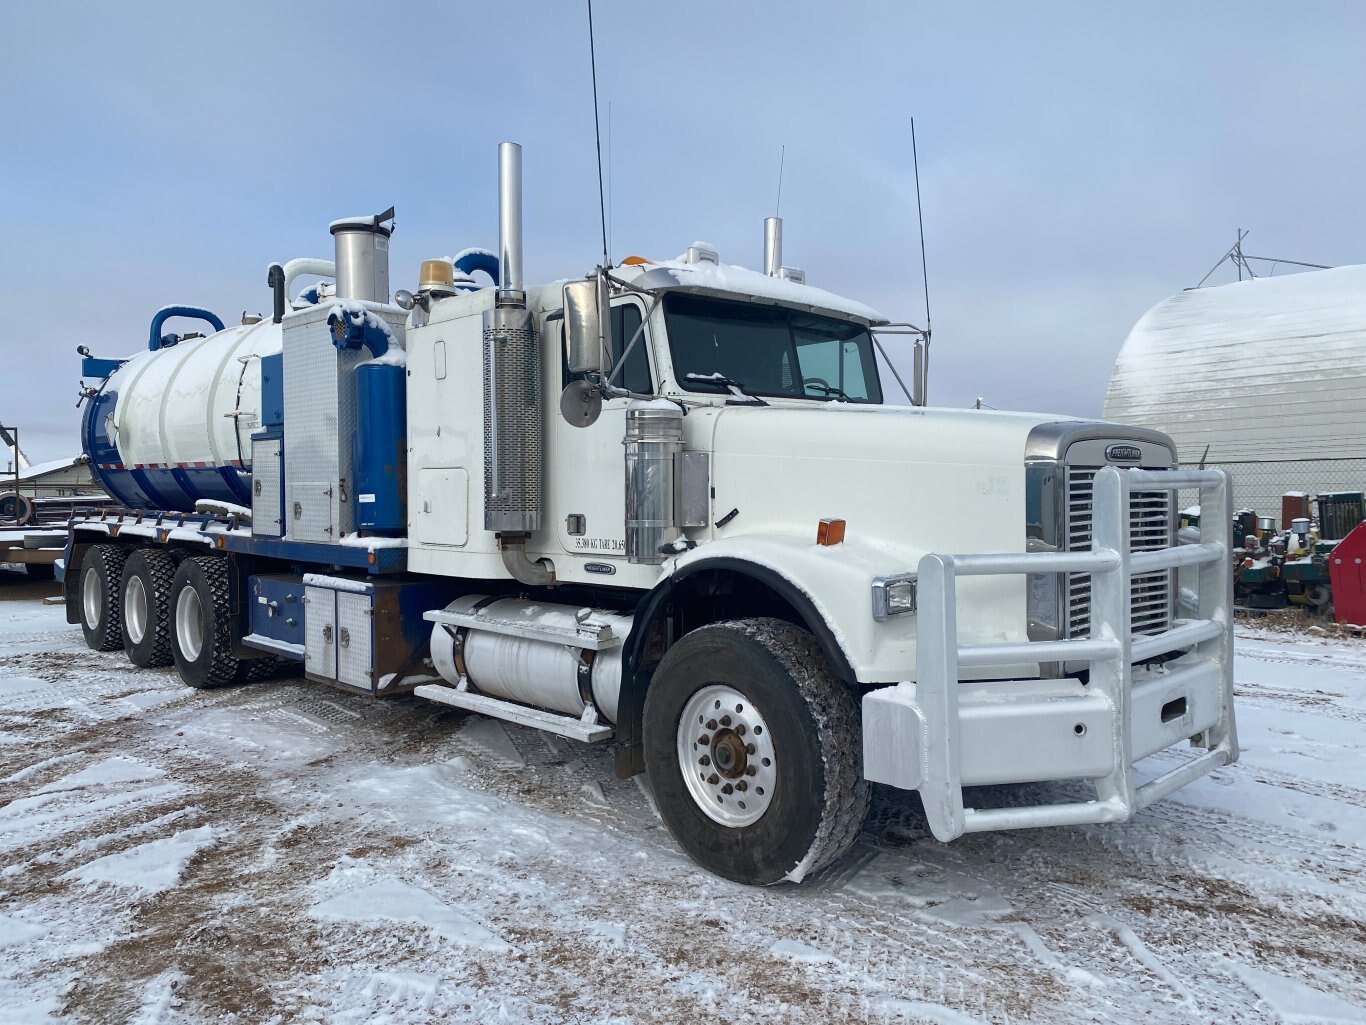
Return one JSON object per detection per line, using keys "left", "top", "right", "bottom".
{"left": 746, "top": 743, "right": 756, "bottom": 755}
{"left": 722, "top": 784, "right": 734, "bottom": 794}
{"left": 706, "top": 719, "right": 718, "bottom": 730}
{"left": 720, "top": 715, "right": 732, "bottom": 727}
{"left": 735, "top": 724, "right": 746, "bottom": 736}
{"left": 708, "top": 774, "right": 720, "bottom": 785}
{"left": 736, "top": 781, "right": 748, "bottom": 792}
{"left": 699, "top": 755, "right": 711, "bottom": 766}
{"left": 698, "top": 735, "right": 710, "bottom": 746}
{"left": 745, "top": 766, "right": 757, "bottom": 776}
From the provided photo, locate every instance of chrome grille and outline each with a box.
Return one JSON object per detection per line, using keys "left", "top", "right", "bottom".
{"left": 1066, "top": 466, "right": 1172, "bottom": 637}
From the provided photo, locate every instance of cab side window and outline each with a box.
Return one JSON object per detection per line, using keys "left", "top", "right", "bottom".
{"left": 561, "top": 303, "right": 652, "bottom": 394}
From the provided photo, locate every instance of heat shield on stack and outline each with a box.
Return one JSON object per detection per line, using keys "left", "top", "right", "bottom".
{"left": 482, "top": 306, "right": 542, "bottom": 532}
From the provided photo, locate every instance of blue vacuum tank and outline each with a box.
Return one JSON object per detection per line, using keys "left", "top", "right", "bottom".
{"left": 354, "top": 361, "right": 407, "bottom": 535}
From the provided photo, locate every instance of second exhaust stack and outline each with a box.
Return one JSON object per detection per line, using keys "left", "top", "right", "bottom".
{"left": 764, "top": 216, "right": 782, "bottom": 277}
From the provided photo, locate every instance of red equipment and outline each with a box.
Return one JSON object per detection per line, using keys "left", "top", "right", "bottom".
{"left": 1330, "top": 522, "right": 1366, "bottom": 626}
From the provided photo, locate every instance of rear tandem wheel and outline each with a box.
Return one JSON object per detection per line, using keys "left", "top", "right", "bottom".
{"left": 78, "top": 544, "right": 130, "bottom": 652}
{"left": 170, "top": 555, "right": 242, "bottom": 689}
{"left": 120, "top": 548, "right": 178, "bottom": 668}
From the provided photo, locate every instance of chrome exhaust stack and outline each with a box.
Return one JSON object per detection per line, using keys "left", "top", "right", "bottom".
{"left": 496, "top": 142, "right": 525, "bottom": 308}
{"left": 483, "top": 142, "right": 547, "bottom": 562}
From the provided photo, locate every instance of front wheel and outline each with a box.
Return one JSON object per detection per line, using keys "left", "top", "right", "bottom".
{"left": 643, "top": 618, "right": 869, "bottom": 885}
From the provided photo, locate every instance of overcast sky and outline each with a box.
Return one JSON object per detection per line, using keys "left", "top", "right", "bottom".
{"left": 3, "top": 1, "right": 1364, "bottom": 464}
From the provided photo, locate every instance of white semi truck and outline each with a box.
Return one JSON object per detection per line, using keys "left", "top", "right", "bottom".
{"left": 65, "top": 143, "right": 1238, "bottom": 884}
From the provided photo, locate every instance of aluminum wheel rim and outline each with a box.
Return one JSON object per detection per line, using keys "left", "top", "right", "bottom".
{"left": 123, "top": 575, "right": 148, "bottom": 645}
{"left": 677, "top": 684, "right": 777, "bottom": 827}
{"left": 175, "top": 585, "right": 204, "bottom": 661}
{"left": 82, "top": 566, "right": 101, "bottom": 629}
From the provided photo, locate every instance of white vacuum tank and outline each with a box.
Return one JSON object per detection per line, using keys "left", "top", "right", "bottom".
{"left": 85, "top": 319, "right": 282, "bottom": 510}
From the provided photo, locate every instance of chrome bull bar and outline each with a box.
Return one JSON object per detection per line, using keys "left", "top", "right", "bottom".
{"left": 863, "top": 467, "right": 1238, "bottom": 841}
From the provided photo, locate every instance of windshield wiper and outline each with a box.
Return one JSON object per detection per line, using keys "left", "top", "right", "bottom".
{"left": 804, "top": 381, "right": 852, "bottom": 401}
{"left": 685, "top": 372, "right": 769, "bottom": 406}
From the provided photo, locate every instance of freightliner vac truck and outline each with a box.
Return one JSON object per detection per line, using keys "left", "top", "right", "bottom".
{"left": 64, "top": 143, "right": 1238, "bottom": 885}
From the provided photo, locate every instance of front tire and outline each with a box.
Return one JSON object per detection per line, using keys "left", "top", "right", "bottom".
{"left": 643, "top": 618, "right": 869, "bottom": 885}
{"left": 79, "top": 545, "right": 129, "bottom": 652}
{"left": 120, "top": 548, "right": 177, "bottom": 668}
{"left": 170, "top": 556, "right": 241, "bottom": 689}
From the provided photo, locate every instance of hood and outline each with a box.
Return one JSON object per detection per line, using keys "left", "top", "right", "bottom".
{"left": 702, "top": 402, "right": 1082, "bottom": 568}
{"left": 714, "top": 402, "right": 1079, "bottom": 468}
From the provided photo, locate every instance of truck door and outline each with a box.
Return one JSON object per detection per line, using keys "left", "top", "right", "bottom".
{"left": 553, "top": 298, "right": 653, "bottom": 559}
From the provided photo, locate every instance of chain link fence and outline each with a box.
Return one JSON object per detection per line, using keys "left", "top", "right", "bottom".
{"left": 1176, "top": 457, "right": 1366, "bottom": 530}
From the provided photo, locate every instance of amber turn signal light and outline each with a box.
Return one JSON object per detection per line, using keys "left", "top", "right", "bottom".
{"left": 817, "top": 518, "right": 846, "bottom": 546}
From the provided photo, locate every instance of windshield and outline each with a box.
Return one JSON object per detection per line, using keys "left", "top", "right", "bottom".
{"left": 664, "top": 293, "right": 883, "bottom": 403}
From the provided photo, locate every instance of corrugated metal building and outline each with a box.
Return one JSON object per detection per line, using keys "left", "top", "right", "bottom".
{"left": 9, "top": 457, "right": 98, "bottom": 497}
{"left": 1104, "top": 265, "right": 1366, "bottom": 518}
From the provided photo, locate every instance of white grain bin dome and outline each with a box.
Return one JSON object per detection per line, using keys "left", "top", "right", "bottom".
{"left": 1103, "top": 265, "right": 1366, "bottom": 515}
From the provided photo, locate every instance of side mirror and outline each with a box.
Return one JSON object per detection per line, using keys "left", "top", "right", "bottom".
{"left": 564, "top": 271, "right": 612, "bottom": 375}
{"left": 563, "top": 278, "right": 601, "bottom": 374}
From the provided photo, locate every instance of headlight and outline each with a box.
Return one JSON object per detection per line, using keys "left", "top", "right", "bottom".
{"left": 872, "top": 574, "right": 917, "bottom": 620}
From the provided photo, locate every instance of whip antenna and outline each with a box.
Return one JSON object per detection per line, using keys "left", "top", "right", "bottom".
{"left": 587, "top": 0, "right": 610, "bottom": 269}
{"left": 775, "top": 144, "right": 786, "bottom": 217}
{"left": 911, "top": 116, "right": 932, "bottom": 402}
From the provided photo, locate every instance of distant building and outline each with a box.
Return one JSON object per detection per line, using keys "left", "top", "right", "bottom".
{"left": 1104, "top": 265, "right": 1366, "bottom": 519}
{"left": 5, "top": 456, "right": 99, "bottom": 498}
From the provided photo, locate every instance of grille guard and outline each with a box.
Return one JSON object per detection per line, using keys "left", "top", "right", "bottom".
{"left": 863, "top": 467, "right": 1238, "bottom": 841}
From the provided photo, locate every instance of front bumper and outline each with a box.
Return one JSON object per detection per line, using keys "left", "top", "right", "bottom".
{"left": 861, "top": 467, "right": 1238, "bottom": 841}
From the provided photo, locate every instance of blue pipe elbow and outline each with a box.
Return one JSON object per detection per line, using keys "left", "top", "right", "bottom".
{"left": 148, "top": 306, "right": 226, "bottom": 350}
{"left": 454, "top": 250, "right": 500, "bottom": 283}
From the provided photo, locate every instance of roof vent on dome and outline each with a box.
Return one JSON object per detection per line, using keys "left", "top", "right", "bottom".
{"left": 685, "top": 242, "right": 718, "bottom": 265}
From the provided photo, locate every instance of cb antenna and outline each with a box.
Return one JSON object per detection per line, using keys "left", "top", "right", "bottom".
{"left": 587, "top": 0, "right": 610, "bottom": 270}
{"left": 911, "top": 116, "right": 933, "bottom": 403}
{"left": 775, "top": 144, "right": 786, "bottom": 217}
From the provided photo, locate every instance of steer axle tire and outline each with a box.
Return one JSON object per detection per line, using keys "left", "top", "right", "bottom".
{"left": 643, "top": 618, "right": 870, "bottom": 886}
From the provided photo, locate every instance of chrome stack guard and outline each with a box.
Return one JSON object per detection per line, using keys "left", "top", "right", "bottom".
{"left": 863, "top": 467, "right": 1238, "bottom": 841}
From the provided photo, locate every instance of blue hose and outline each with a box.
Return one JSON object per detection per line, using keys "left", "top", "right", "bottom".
{"left": 148, "top": 306, "right": 226, "bottom": 350}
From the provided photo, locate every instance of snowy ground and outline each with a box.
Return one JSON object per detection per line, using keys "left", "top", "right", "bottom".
{"left": 0, "top": 578, "right": 1363, "bottom": 1025}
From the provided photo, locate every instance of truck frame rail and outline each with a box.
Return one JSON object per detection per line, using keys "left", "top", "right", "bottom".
{"left": 864, "top": 466, "right": 1238, "bottom": 841}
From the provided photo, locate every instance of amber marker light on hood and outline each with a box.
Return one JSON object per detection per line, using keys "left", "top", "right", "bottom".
{"left": 817, "top": 518, "right": 846, "bottom": 546}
